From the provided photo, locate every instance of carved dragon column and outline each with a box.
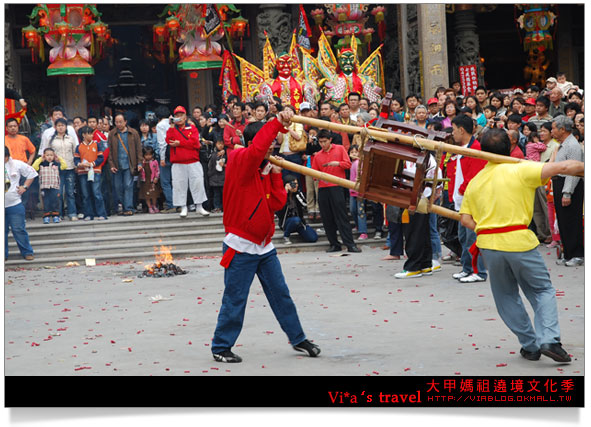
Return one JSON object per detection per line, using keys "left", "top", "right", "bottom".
{"left": 452, "top": 5, "right": 483, "bottom": 86}
{"left": 255, "top": 4, "right": 292, "bottom": 68}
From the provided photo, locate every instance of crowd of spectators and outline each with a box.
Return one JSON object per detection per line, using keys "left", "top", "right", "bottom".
{"left": 5, "top": 72, "right": 584, "bottom": 267}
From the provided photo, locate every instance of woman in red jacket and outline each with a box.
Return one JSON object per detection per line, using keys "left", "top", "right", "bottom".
{"left": 211, "top": 108, "right": 321, "bottom": 363}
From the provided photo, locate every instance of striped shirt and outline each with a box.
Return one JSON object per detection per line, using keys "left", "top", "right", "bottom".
{"left": 554, "top": 133, "right": 584, "bottom": 194}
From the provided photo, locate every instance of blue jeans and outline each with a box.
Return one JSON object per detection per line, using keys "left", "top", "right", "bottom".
{"left": 78, "top": 173, "right": 107, "bottom": 218}
{"left": 5, "top": 203, "right": 33, "bottom": 259}
{"left": 481, "top": 248, "right": 561, "bottom": 352}
{"left": 429, "top": 213, "right": 442, "bottom": 260}
{"left": 212, "top": 244, "right": 307, "bottom": 354}
{"left": 113, "top": 168, "right": 134, "bottom": 212}
{"left": 59, "top": 169, "right": 77, "bottom": 218}
{"left": 349, "top": 196, "right": 367, "bottom": 233}
{"left": 284, "top": 217, "right": 318, "bottom": 242}
{"left": 41, "top": 188, "right": 60, "bottom": 216}
{"left": 458, "top": 223, "right": 487, "bottom": 278}
{"left": 159, "top": 162, "right": 173, "bottom": 209}
{"left": 387, "top": 221, "right": 403, "bottom": 256}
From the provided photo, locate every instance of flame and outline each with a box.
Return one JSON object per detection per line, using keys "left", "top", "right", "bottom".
{"left": 154, "top": 244, "right": 174, "bottom": 265}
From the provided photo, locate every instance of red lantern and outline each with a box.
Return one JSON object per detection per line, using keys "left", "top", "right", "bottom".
{"left": 93, "top": 21, "right": 107, "bottom": 36}
{"left": 166, "top": 17, "right": 180, "bottom": 31}
{"left": 56, "top": 22, "right": 69, "bottom": 37}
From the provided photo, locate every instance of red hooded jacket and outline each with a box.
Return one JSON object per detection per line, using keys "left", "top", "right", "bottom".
{"left": 223, "top": 118, "right": 288, "bottom": 246}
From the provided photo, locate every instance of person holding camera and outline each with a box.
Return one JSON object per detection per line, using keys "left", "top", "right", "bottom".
{"left": 276, "top": 174, "right": 318, "bottom": 245}
{"left": 165, "top": 106, "right": 209, "bottom": 218}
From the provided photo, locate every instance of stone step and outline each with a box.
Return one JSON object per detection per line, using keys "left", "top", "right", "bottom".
{"left": 4, "top": 236, "right": 386, "bottom": 268}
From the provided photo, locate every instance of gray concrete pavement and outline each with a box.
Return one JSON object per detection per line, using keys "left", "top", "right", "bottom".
{"left": 4, "top": 244, "right": 584, "bottom": 376}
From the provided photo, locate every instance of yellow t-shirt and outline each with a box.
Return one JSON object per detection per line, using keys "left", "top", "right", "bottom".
{"left": 459, "top": 161, "right": 548, "bottom": 252}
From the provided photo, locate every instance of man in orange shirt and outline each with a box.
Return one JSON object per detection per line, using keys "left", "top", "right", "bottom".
{"left": 5, "top": 118, "right": 36, "bottom": 164}
{"left": 5, "top": 117, "right": 37, "bottom": 214}
{"left": 311, "top": 129, "right": 361, "bottom": 253}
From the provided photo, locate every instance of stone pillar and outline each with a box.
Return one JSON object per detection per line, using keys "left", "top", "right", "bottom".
{"left": 255, "top": 4, "right": 292, "bottom": 67}
{"left": 397, "top": 4, "right": 410, "bottom": 99}
{"left": 417, "top": 4, "right": 449, "bottom": 100}
{"left": 186, "top": 70, "right": 214, "bottom": 109}
{"left": 58, "top": 75, "right": 87, "bottom": 118}
{"left": 452, "top": 5, "right": 483, "bottom": 86}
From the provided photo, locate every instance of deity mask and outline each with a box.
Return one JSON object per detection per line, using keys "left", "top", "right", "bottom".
{"left": 275, "top": 54, "right": 293, "bottom": 79}
{"left": 338, "top": 49, "right": 356, "bottom": 76}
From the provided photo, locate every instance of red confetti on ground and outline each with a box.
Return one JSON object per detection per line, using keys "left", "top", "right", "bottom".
{"left": 188, "top": 341, "right": 192, "bottom": 345}
{"left": 496, "top": 363, "right": 507, "bottom": 367}
{"left": 111, "top": 340, "right": 116, "bottom": 344}
{"left": 74, "top": 366, "right": 92, "bottom": 371}
{"left": 404, "top": 368, "right": 411, "bottom": 371}
{"left": 454, "top": 372, "right": 461, "bottom": 375}
{"left": 261, "top": 365, "right": 266, "bottom": 368}
{"left": 31, "top": 342, "right": 40, "bottom": 347}
{"left": 128, "top": 348, "right": 132, "bottom": 352}
{"left": 184, "top": 371, "right": 191, "bottom": 373}
{"left": 372, "top": 371, "right": 380, "bottom": 375}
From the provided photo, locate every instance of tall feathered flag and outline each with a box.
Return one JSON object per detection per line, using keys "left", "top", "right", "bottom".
{"left": 297, "top": 4, "right": 312, "bottom": 52}
{"left": 219, "top": 49, "right": 241, "bottom": 104}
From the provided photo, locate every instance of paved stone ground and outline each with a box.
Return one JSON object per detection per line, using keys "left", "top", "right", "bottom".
{"left": 4, "top": 244, "right": 584, "bottom": 377}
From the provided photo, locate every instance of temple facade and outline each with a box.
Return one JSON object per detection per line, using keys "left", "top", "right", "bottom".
{"left": 4, "top": 3, "right": 584, "bottom": 121}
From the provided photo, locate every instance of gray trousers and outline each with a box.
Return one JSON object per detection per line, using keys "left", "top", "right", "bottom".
{"left": 532, "top": 185, "right": 551, "bottom": 241}
{"left": 481, "top": 248, "right": 561, "bottom": 352}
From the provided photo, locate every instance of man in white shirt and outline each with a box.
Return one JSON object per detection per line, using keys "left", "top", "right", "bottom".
{"left": 5, "top": 146, "right": 38, "bottom": 260}
{"left": 155, "top": 105, "right": 175, "bottom": 212}
{"left": 347, "top": 92, "right": 364, "bottom": 122}
{"left": 38, "top": 106, "right": 79, "bottom": 154}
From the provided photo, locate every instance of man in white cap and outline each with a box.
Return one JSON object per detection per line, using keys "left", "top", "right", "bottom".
{"left": 165, "top": 106, "right": 210, "bottom": 217}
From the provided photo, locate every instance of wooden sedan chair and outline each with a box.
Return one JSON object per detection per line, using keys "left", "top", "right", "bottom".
{"left": 357, "top": 93, "right": 452, "bottom": 212}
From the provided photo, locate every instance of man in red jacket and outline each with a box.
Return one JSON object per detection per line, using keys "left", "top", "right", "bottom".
{"left": 211, "top": 109, "right": 321, "bottom": 363}
{"left": 223, "top": 102, "right": 247, "bottom": 155}
{"left": 448, "top": 114, "right": 488, "bottom": 283}
{"left": 166, "top": 106, "right": 209, "bottom": 217}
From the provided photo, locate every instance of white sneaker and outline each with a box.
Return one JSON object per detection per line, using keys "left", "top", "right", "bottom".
{"left": 197, "top": 206, "right": 210, "bottom": 216}
{"left": 459, "top": 273, "right": 486, "bottom": 283}
{"left": 431, "top": 259, "right": 442, "bottom": 273}
{"left": 179, "top": 206, "right": 188, "bottom": 217}
{"left": 283, "top": 236, "right": 292, "bottom": 245}
{"left": 189, "top": 204, "right": 196, "bottom": 212}
{"left": 77, "top": 213, "right": 84, "bottom": 219}
{"left": 565, "top": 257, "right": 584, "bottom": 267}
{"left": 452, "top": 271, "right": 469, "bottom": 280}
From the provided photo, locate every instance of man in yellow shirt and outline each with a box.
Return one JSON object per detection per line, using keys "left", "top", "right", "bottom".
{"left": 459, "top": 128, "right": 583, "bottom": 363}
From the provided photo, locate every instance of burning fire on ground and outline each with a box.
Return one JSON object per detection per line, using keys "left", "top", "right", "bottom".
{"left": 138, "top": 244, "right": 187, "bottom": 278}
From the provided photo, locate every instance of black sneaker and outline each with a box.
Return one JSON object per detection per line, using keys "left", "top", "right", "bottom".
{"left": 213, "top": 350, "right": 242, "bottom": 363}
{"left": 293, "top": 339, "right": 321, "bottom": 357}
{"left": 520, "top": 348, "right": 541, "bottom": 361}
{"left": 540, "top": 343, "right": 571, "bottom": 363}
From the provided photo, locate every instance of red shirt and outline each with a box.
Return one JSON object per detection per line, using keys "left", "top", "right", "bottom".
{"left": 311, "top": 144, "right": 352, "bottom": 188}
{"left": 510, "top": 144, "right": 525, "bottom": 159}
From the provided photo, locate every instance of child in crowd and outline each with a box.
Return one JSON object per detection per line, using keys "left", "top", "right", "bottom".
{"left": 139, "top": 146, "right": 162, "bottom": 214}
{"left": 207, "top": 140, "right": 227, "bottom": 213}
{"left": 525, "top": 132, "right": 548, "bottom": 162}
{"left": 348, "top": 144, "right": 368, "bottom": 240}
{"left": 32, "top": 148, "right": 67, "bottom": 224}
{"left": 139, "top": 119, "right": 159, "bottom": 161}
{"left": 74, "top": 126, "right": 107, "bottom": 220}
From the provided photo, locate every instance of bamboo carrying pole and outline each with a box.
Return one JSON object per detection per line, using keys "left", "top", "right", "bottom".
{"left": 268, "top": 155, "right": 462, "bottom": 221}
{"left": 289, "top": 115, "right": 585, "bottom": 177}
